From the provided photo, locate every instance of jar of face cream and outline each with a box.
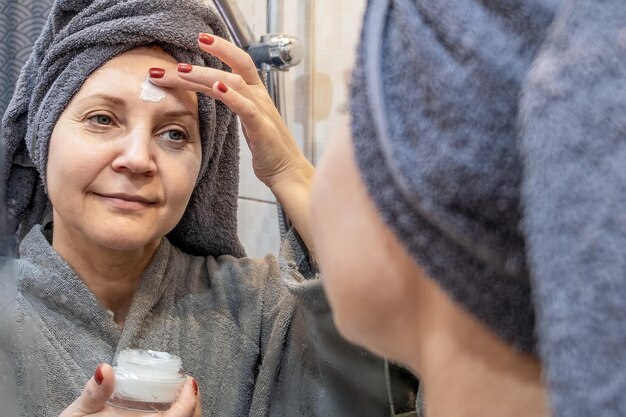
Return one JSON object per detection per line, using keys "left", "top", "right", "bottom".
{"left": 107, "top": 349, "right": 187, "bottom": 413}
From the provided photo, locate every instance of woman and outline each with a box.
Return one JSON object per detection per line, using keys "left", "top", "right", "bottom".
{"left": 311, "top": 0, "right": 626, "bottom": 416}
{"left": 1, "top": 0, "right": 417, "bottom": 416}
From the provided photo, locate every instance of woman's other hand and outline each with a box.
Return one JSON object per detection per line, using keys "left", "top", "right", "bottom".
{"left": 59, "top": 364, "right": 201, "bottom": 417}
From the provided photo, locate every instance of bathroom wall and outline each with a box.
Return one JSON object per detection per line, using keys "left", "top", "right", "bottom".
{"left": 219, "top": 0, "right": 367, "bottom": 257}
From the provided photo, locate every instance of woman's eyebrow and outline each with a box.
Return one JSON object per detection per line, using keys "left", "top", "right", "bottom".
{"left": 161, "top": 109, "right": 197, "bottom": 120}
{"left": 75, "top": 93, "right": 126, "bottom": 107}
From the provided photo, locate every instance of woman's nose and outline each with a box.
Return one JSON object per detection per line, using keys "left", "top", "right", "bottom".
{"left": 111, "top": 132, "right": 157, "bottom": 175}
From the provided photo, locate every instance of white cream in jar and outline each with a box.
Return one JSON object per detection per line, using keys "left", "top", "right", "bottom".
{"left": 107, "top": 349, "right": 187, "bottom": 413}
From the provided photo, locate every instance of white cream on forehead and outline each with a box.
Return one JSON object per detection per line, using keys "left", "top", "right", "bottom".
{"left": 139, "top": 76, "right": 167, "bottom": 102}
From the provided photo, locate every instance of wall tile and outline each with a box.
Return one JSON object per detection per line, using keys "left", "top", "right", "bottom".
{"left": 312, "top": 0, "right": 366, "bottom": 163}
{"left": 236, "top": 198, "right": 281, "bottom": 258}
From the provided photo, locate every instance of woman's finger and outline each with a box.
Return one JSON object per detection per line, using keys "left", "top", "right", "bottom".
{"left": 148, "top": 68, "right": 215, "bottom": 97}
{"left": 209, "top": 81, "right": 268, "bottom": 133}
{"left": 59, "top": 364, "right": 115, "bottom": 417}
{"left": 162, "top": 377, "right": 198, "bottom": 417}
{"left": 192, "top": 380, "right": 202, "bottom": 417}
{"left": 177, "top": 64, "right": 250, "bottom": 94}
{"left": 149, "top": 65, "right": 250, "bottom": 97}
{"left": 197, "top": 33, "right": 262, "bottom": 85}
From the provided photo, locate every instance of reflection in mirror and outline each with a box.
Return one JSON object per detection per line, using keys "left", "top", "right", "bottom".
{"left": 1, "top": 0, "right": 420, "bottom": 416}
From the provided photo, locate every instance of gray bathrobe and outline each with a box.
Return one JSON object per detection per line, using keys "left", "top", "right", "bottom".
{"left": 5, "top": 225, "right": 416, "bottom": 417}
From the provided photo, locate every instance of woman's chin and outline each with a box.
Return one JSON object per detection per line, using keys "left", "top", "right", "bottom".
{"left": 88, "top": 230, "right": 162, "bottom": 253}
{"left": 53, "top": 215, "right": 176, "bottom": 254}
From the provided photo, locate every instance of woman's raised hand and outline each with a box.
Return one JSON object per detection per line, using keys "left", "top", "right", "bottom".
{"left": 150, "top": 33, "right": 316, "bottom": 253}
{"left": 58, "top": 364, "right": 201, "bottom": 417}
{"left": 148, "top": 33, "right": 313, "bottom": 190}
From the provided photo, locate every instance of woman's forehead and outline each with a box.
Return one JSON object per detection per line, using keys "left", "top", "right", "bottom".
{"left": 73, "top": 47, "right": 198, "bottom": 113}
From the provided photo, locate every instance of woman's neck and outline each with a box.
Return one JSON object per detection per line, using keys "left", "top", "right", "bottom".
{"left": 51, "top": 225, "right": 159, "bottom": 327}
{"left": 415, "top": 339, "right": 550, "bottom": 417}
{"left": 403, "top": 283, "right": 550, "bottom": 417}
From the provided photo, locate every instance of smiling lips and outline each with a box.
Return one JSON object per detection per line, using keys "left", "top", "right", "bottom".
{"left": 97, "top": 192, "right": 157, "bottom": 211}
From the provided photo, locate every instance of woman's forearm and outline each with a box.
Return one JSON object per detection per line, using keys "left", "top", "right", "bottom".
{"left": 269, "top": 159, "right": 316, "bottom": 258}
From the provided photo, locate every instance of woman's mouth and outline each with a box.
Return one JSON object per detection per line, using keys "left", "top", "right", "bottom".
{"left": 96, "top": 193, "right": 156, "bottom": 211}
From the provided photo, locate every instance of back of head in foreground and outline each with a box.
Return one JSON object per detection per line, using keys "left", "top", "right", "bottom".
{"left": 312, "top": 0, "right": 626, "bottom": 416}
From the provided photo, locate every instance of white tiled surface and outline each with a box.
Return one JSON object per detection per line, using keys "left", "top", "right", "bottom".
{"left": 236, "top": 198, "right": 281, "bottom": 258}
{"left": 312, "top": 0, "right": 366, "bottom": 161}
{"left": 209, "top": 0, "right": 366, "bottom": 257}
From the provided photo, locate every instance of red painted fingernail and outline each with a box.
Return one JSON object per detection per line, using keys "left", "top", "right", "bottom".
{"left": 192, "top": 378, "right": 198, "bottom": 396}
{"left": 198, "top": 33, "right": 215, "bottom": 46}
{"left": 177, "top": 63, "right": 193, "bottom": 73}
{"left": 149, "top": 67, "right": 165, "bottom": 78}
{"left": 216, "top": 81, "right": 228, "bottom": 94}
{"left": 94, "top": 364, "right": 104, "bottom": 385}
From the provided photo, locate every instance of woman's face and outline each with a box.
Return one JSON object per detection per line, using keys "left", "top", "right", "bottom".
{"left": 47, "top": 47, "right": 202, "bottom": 252}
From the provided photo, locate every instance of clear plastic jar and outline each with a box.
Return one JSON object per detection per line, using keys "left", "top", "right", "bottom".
{"left": 107, "top": 349, "right": 187, "bottom": 413}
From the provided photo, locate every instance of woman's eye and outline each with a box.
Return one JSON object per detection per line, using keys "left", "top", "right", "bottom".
{"left": 160, "top": 129, "right": 188, "bottom": 142}
{"left": 88, "top": 114, "right": 113, "bottom": 125}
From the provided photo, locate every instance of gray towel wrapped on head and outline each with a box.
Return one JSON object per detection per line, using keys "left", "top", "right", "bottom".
{"left": 352, "top": 0, "right": 626, "bottom": 415}
{"left": 1, "top": 0, "right": 245, "bottom": 258}
{"left": 351, "top": 0, "right": 556, "bottom": 353}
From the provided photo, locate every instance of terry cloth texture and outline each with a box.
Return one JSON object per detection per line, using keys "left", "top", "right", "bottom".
{"left": 351, "top": 0, "right": 626, "bottom": 415}
{"left": 0, "top": 0, "right": 245, "bottom": 257}
{"left": 6, "top": 226, "right": 418, "bottom": 417}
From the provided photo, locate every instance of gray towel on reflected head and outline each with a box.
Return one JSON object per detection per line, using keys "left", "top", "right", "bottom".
{"left": 352, "top": 0, "right": 626, "bottom": 415}
{"left": 1, "top": 0, "right": 245, "bottom": 258}
{"left": 352, "top": 0, "right": 556, "bottom": 353}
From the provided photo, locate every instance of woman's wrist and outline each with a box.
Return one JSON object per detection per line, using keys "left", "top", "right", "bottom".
{"left": 266, "top": 157, "right": 315, "bottom": 196}
{"left": 267, "top": 158, "right": 316, "bottom": 255}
